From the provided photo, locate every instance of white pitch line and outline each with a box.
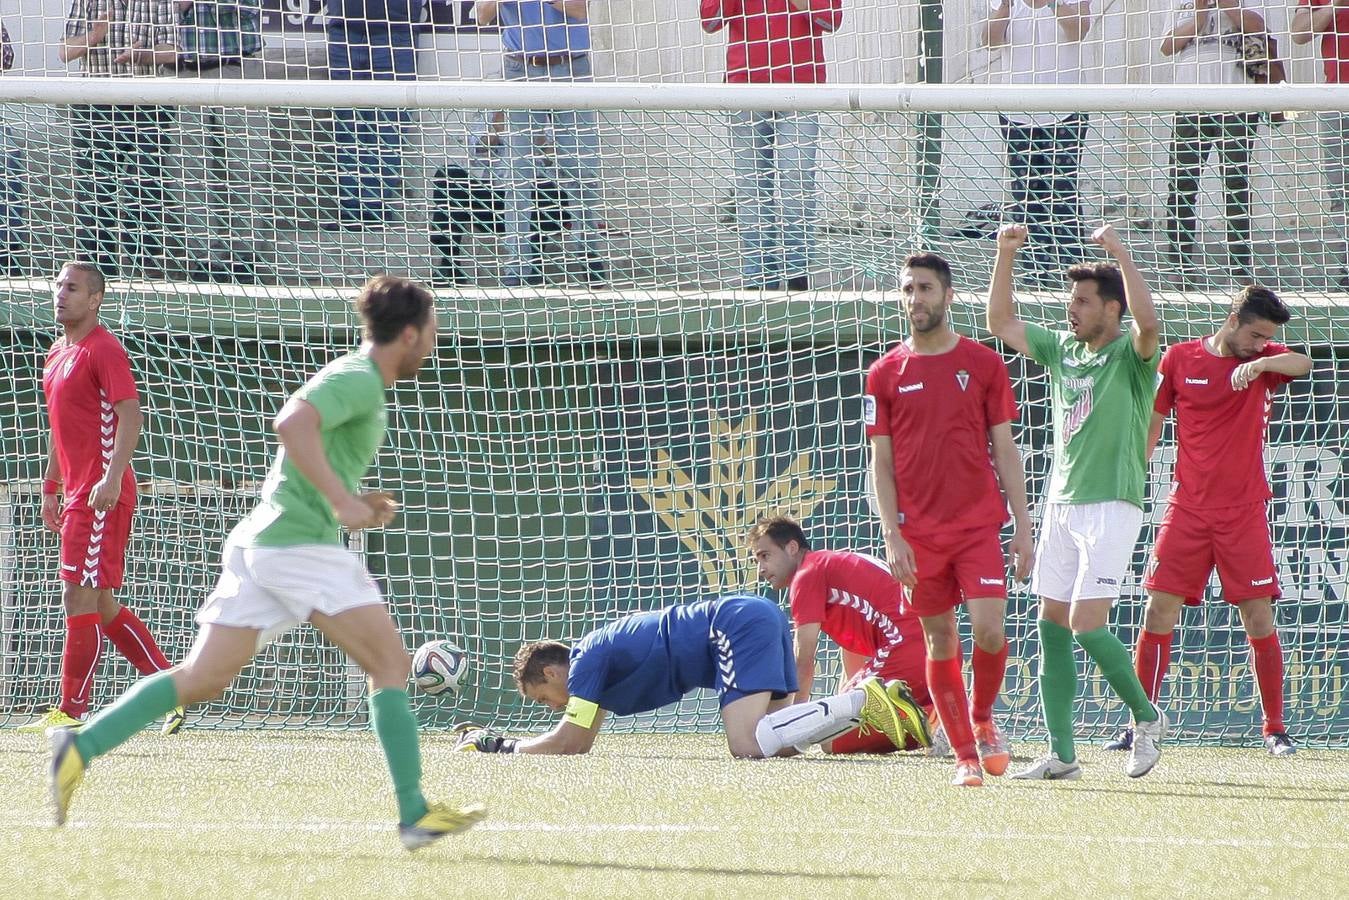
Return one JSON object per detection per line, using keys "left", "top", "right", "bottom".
{"left": 2, "top": 819, "right": 1337, "bottom": 851}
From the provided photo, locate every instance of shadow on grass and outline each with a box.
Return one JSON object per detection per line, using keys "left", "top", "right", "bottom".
{"left": 1019, "top": 781, "right": 1349, "bottom": 804}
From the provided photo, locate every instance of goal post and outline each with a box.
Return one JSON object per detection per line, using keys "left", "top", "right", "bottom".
{"left": 0, "top": 79, "right": 1345, "bottom": 744}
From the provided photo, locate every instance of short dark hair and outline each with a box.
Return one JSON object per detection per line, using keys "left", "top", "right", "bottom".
{"left": 1066, "top": 262, "right": 1127, "bottom": 317}
{"left": 513, "top": 640, "right": 570, "bottom": 692}
{"left": 356, "top": 275, "right": 434, "bottom": 344}
{"left": 746, "top": 515, "right": 811, "bottom": 551}
{"left": 1232, "top": 285, "right": 1291, "bottom": 327}
{"left": 903, "top": 252, "right": 953, "bottom": 292}
{"left": 60, "top": 261, "right": 105, "bottom": 295}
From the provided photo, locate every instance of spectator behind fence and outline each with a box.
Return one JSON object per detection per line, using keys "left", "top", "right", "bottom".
{"left": 986, "top": 0, "right": 1094, "bottom": 287}
{"left": 1161, "top": 0, "right": 1276, "bottom": 287}
{"left": 475, "top": 1, "right": 605, "bottom": 287}
{"left": 702, "top": 0, "right": 841, "bottom": 293}
{"left": 61, "top": 0, "right": 180, "bottom": 278}
{"left": 0, "top": 21, "right": 24, "bottom": 275}
{"left": 326, "top": 0, "right": 426, "bottom": 228}
{"left": 1292, "top": 0, "right": 1349, "bottom": 290}
{"left": 173, "top": 0, "right": 265, "bottom": 282}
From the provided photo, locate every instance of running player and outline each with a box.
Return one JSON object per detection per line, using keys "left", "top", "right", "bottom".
{"left": 747, "top": 515, "right": 934, "bottom": 754}
{"left": 865, "top": 252, "right": 1034, "bottom": 787}
{"left": 987, "top": 223, "right": 1167, "bottom": 780}
{"left": 48, "top": 276, "right": 485, "bottom": 850}
{"left": 1105, "top": 286, "right": 1311, "bottom": 756}
{"left": 19, "top": 262, "right": 182, "bottom": 736}
{"left": 454, "top": 594, "right": 929, "bottom": 757}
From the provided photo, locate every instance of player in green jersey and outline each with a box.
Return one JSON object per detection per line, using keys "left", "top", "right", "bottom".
{"left": 47, "top": 276, "right": 485, "bottom": 849}
{"left": 987, "top": 223, "right": 1167, "bottom": 781}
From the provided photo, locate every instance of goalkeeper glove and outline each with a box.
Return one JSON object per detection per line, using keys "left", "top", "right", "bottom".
{"left": 453, "top": 729, "right": 517, "bottom": 754}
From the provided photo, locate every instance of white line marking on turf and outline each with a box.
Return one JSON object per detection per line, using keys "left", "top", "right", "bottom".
{"left": 10, "top": 820, "right": 1334, "bottom": 851}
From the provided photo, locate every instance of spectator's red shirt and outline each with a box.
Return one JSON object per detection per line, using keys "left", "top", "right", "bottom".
{"left": 1154, "top": 338, "right": 1295, "bottom": 510}
{"left": 1302, "top": 0, "right": 1349, "bottom": 83}
{"left": 864, "top": 337, "right": 1018, "bottom": 538}
{"left": 789, "top": 549, "right": 922, "bottom": 658}
{"left": 700, "top": 0, "right": 842, "bottom": 84}
{"left": 43, "top": 326, "right": 139, "bottom": 508}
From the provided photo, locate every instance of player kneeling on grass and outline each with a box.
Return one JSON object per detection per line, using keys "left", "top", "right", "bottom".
{"left": 47, "top": 276, "right": 484, "bottom": 851}
{"left": 455, "top": 594, "right": 929, "bottom": 758}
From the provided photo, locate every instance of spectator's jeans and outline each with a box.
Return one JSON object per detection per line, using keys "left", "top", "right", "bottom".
{"left": 1323, "top": 111, "right": 1349, "bottom": 270}
{"left": 501, "top": 55, "right": 602, "bottom": 281}
{"left": 328, "top": 29, "right": 417, "bottom": 224}
{"left": 1167, "top": 113, "right": 1256, "bottom": 277}
{"left": 729, "top": 111, "right": 819, "bottom": 286}
{"left": 1000, "top": 113, "right": 1086, "bottom": 276}
{"left": 71, "top": 104, "right": 174, "bottom": 275}
{"left": 0, "top": 123, "right": 23, "bottom": 256}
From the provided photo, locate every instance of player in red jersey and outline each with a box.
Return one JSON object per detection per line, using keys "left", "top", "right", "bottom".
{"left": 18, "top": 262, "right": 182, "bottom": 735}
{"left": 749, "top": 515, "right": 933, "bottom": 755}
{"left": 864, "top": 252, "right": 1034, "bottom": 787}
{"left": 1106, "top": 286, "right": 1312, "bottom": 757}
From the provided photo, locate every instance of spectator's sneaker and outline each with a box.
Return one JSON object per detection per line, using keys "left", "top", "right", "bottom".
{"left": 399, "top": 802, "right": 487, "bottom": 851}
{"left": 1103, "top": 727, "right": 1133, "bottom": 751}
{"left": 1010, "top": 753, "right": 1082, "bottom": 781}
{"left": 1127, "top": 707, "right": 1168, "bottom": 778}
{"left": 973, "top": 720, "right": 1011, "bottom": 776}
{"left": 1264, "top": 731, "right": 1297, "bottom": 757}
{"left": 951, "top": 759, "right": 984, "bottom": 788}
{"left": 18, "top": 708, "right": 82, "bottom": 735}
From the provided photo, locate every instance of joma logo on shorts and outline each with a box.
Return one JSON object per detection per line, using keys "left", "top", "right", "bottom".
{"left": 897, "top": 382, "right": 925, "bottom": 393}
{"left": 1251, "top": 577, "right": 1274, "bottom": 586}
{"left": 1095, "top": 576, "right": 1119, "bottom": 586}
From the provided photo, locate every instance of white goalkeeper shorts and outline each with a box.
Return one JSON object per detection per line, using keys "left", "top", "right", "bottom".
{"left": 1031, "top": 500, "right": 1144, "bottom": 604}
{"left": 196, "top": 538, "right": 384, "bottom": 648}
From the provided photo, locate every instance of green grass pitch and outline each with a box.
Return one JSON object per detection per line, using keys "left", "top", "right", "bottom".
{"left": 3, "top": 730, "right": 1345, "bottom": 898}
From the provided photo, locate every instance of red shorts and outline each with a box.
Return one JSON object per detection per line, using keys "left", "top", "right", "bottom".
{"left": 59, "top": 501, "right": 134, "bottom": 590}
{"left": 1144, "top": 501, "right": 1279, "bottom": 606}
{"left": 907, "top": 526, "right": 1008, "bottom": 618}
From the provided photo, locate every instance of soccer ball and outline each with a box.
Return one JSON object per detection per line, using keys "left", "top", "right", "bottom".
{"left": 412, "top": 640, "right": 470, "bottom": 696}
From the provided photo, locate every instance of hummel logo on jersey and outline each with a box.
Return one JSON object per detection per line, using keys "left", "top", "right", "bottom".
{"left": 1185, "top": 377, "right": 1209, "bottom": 385}
{"left": 897, "top": 382, "right": 924, "bottom": 394}
{"left": 979, "top": 577, "right": 1002, "bottom": 586}
{"left": 956, "top": 370, "right": 970, "bottom": 391}
{"left": 61, "top": 563, "right": 78, "bottom": 572}
{"left": 1251, "top": 576, "right": 1274, "bottom": 586}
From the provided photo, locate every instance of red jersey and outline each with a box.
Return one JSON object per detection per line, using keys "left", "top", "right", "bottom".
{"left": 43, "top": 325, "right": 139, "bottom": 508}
{"left": 864, "top": 337, "right": 1018, "bottom": 538}
{"left": 1301, "top": 0, "right": 1349, "bottom": 83}
{"left": 1155, "top": 338, "right": 1295, "bottom": 510}
{"left": 700, "top": 0, "right": 842, "bottom": 84}
{"left": 788, "top": 549, "right": 921, "bottom": 657}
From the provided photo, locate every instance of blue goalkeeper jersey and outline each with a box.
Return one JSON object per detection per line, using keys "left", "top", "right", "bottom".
{"left": 566, "top": 594, "right": 786, "bottom": 717}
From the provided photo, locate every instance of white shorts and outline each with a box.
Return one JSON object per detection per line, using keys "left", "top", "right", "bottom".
{"left": 1031, "top": 501, "right": 1144, "bottom": 603}
{"left": 196, "top": 540, "right": 384, "bottom": 648}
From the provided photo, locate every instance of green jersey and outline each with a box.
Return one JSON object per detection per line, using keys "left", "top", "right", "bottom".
{"left": 1024, "top": 322, "right": 1159, "bottom": 509}
{"left": 231, "top": 352, "right": 388, "bottom": 547}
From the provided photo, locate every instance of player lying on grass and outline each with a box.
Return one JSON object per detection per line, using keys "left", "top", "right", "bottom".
{"left": 47, "top": 276, "right": 484, "bottom": 851}
{"left": 454, "top": 593, "right": 930, "bottom": 757}
{"left": 748, "top": 515, "right": 936, "bottom": 755}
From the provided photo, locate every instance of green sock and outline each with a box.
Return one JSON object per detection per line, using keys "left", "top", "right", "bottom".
{"left": 1037, "top": 619, "right": 1079, "bottom": 764}
{"left": 369, "top": 688, "right": 427, "bottom": 826}
{"left": 74, "top": 671, "right": 180, "bottom": 762}
{"left": 1076, "top": 626, "right": 1159, "bottom": 723}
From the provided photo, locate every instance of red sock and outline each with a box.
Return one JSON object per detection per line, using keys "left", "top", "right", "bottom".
{"left": 927, "top": 653, "right": 976, "bottom": 763}
{"left": 60, "top": 612, "right": 104, "bottom": 719}
{"left": 104, "top": 606, "right": 172, "bottom": 674}
{"left": 970, "top": 641, "right": 1009, "bottom": 725}
{"left": 1136, "top": 630, "right": 1174, "bottom": 704}
{"left": 1249, "top": 632, "right": 1285, "bottom": 735}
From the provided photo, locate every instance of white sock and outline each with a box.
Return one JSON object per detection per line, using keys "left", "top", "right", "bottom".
{"left": 754, "top": 690, "right": 865, "bottom": 757}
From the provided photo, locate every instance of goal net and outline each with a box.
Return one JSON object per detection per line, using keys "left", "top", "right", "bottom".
{"left": 0, "top": 0, "right": 1346, "bottom": 745}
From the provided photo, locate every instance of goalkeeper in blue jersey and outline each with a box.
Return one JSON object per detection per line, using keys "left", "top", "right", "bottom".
{"left": 455, "top": 594, "right": 929, "bottom": 757}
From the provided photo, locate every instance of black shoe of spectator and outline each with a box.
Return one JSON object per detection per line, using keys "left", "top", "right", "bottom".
{"left": 786, "top": 275, "right": 810, "bottom": 292}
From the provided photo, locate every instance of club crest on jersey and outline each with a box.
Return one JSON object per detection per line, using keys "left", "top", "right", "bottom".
{"left": 62, "top": 356, "right": 77, "bottom": 379}
{"left": 956, "top": 369, "right": 970, "bottom": 391}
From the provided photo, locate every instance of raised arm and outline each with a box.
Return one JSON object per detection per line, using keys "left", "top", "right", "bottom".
{"left": 1230, "top": 350, "right": 1315, "bottom": 391}
{"left": 987, "top": 224, "right": 1032, "bottom": 355}
{"left": 988, "top": 421, "right": 1033, "bottom": 581}
{"left": 1092, "top": 224, "right": 1159, "bottom": 361}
